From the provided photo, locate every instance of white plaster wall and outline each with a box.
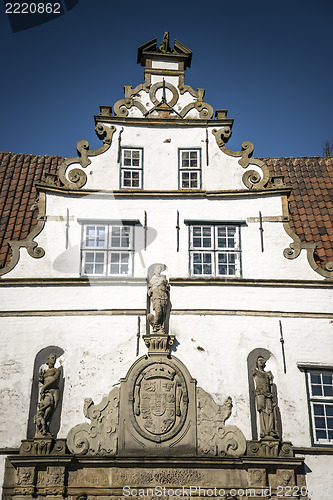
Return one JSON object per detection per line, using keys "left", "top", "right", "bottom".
{"left": 296, "top": 454, "right": 333, "bottom": 499}
{"left": 66, "top": 124, "right": 259, "bottom": 192}
{"left": 0, "top": 313, "right": 331, "bottom": 447}
{"left": 4, "top": 191, "right": 321, "bottom": 281}
{"left": 0, "top": 284, "right": 332, "bottom": 314}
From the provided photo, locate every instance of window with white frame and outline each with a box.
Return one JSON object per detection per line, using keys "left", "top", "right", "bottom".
{"left": 189, "top": 224, "right": 241, "bottom": 277}
{"left": 179, "top": 149, "right": 201, "bottom": 190}
{"left": 121, "top": 148, "right": 143, "bottom": 189}
{"left": 307, "top": 370, "right": 333, "bottom": 444}
{"left": 81, "top": 223, "right": 134, "bottom": 276}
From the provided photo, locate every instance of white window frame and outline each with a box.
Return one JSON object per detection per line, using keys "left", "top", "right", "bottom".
{"left": 179, "top": 149, "right": 201, "bottom": 190}
{"left": 189, "top": 224, "right": 241, "bottom": 277}
{"left": 120, "top": 148, "right": 143, "bottom": 189}
{"left": 307, "top": 370, "right": 333, "bottom": 445}
{"left": 81, "top": 223, "right": 134, "bottom": 276}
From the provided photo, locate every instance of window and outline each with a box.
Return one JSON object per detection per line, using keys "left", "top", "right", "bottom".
{"left": 81, "top": 223, "right": 134, "bottom": 276}
{"left": 179, "top": 149, "right": 201, "bottom": 190}
{"left": 188, "top": 224, "right": 241, "bottom": 277}
{"left": 121, "top": 148, "right": 143, "bottom": 189}
{"left": 307, "top": 370, "right": 333, "bottom": 444}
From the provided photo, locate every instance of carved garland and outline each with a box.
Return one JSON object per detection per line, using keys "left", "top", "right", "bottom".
{"left": 212, "top": 128, "right": 269, "bottom": 190}
{"left": 0, "top": 192, "right": 46, "bottom": 277}
{"left": 58, "top": 124, "right": 116, "bottom": 189}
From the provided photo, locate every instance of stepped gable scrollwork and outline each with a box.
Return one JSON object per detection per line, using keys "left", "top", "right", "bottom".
{"left": 113, "top": 33, "right": 214, "bottom": 120}
{"left": 212, "top": 127, "right": 270, "bottom": 190}
{"left": 57, "top": 124, "right": 116, "bottom": 189}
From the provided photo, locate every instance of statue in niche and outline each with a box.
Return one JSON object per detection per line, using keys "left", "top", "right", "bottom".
{"left": 34, "top": 353, "right": 60, "bottom": 437}
{"left": 252, "top": 355, "right": 279, "bottom": 439}
{"left": 147, "top": 265, "right": 170, "bottom": 334}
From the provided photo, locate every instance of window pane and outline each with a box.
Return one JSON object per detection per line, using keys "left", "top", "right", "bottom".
{"left": 312, "top": 385, "right": 323, "bottom": 396}
{"left": 315, "top": 417, "right": 326, "bottom": 428}
{"left": 326, "top": 406, "right": 333, "bottom": 417}
{"left": 324, "top": 386, "right": 333, "bottom": 397}
{"left": 323, "top": 375, "right": 332, "bottom": 385}
{"left": 313, "top": 404, "right": 324, "bottom": 415}
{"left": 316, "top": 429, "right": 327, "bottom": 439}
{"left": 311, "top": 374, "right": 321, "bottom": 384}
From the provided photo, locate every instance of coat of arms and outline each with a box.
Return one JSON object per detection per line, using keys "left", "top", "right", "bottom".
{"left": 133, "top": 363, "right": 187, "bottom": 441}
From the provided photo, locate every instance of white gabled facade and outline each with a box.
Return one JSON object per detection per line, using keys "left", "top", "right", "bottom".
{"left": 0, "top": 34, "right": 332, "bottom": 500}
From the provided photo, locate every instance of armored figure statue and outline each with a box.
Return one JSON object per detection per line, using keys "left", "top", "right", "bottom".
{"left": 147, "top": 265, "right": 170, "bottom": 334}
{"left": 34, "top": 353, "right": 60, "bottom": 436}
{"left": 252, "top": 355, "right": 279, "bottom": 439}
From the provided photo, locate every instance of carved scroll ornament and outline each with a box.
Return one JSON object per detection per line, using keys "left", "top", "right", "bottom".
{"left": 197, "top": 387, "right": 246, "bottom": 457}
{"left": 58, "top": 124, "right": 116, "bottom": 189}
{"left": 212, "top": 128, "right": 269, "bottom": 190}
{"left": 0, "top": 191, "right": 46, "bottom": 277}
{"left": 282, "top": 197, "right": 333, "bottom": 280}
{"left": 114, "top": 79, "right": 214, "bottom": 120}
{"left": 67, "top": 387, "right": 119, "bottom": 456}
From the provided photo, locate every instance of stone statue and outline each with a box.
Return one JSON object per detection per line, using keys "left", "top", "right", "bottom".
{"left": 34, "top": 353, "right": 60, "bottom": 437}
{"left": 252, "top": 356, "right": 279, "bottom": 439}
{"left": 159, "top": 31, "right": 170, "bottom": 53}
{"left": 147, "top": 265, "right": 170, "bottom": 334}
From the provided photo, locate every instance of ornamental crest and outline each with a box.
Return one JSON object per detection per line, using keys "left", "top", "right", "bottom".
{"left": 133, "top": 362, "right": 188, "bottom": 443}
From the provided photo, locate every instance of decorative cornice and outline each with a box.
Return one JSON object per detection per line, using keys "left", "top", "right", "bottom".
{"left": 281, "top": 196, "right": 333, "bottom": 281}
{"left": 57, "top": 124, "right": 116, "bottom": 190}
{"left": 0, "top": 277, "right": 331, "bottom": 287}
{"left": 212, "top": 128, "right": 270, "bottom": 190}
{"left": 33, "top": 184, "right": 292, "bottom": 198}
{"left": 95, "top": 115, "right": 234, "bottom": 127}
{"left": 0, "top": 192, "right": 46, "bottom": 277}
{"left": 0, "top": 309, "right": 330, "bottom": 320}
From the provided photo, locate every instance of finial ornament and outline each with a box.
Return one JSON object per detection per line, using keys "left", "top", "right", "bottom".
{"left": 159, "top": 31, "right": 171, "bottom": 53}
{"left": 252, "top": 356, "right": 279, "bottom": 439}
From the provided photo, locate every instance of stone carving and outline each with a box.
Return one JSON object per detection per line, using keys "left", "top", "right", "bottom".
{"left": 277, "top": 469, "right": 294, "bottom": 487}
{"left": 248, "top": 468, "right": 266, "bottom": 487}
{"left": 67, "top": 387, "right": 119, "bottom": 456}
{"left": 147, "top": 265, "right": 170, "bottom": 334}
{"left": 159, "top": 31, "right": 171, "bottom": 53}
{"left": 197, "top": 387, "right": 246, "bottom": 457}
{"left": 37, "top": 466, "right": 65, "bottom": 496}
{"left": 132, "top": 362, "right": 188, "bottom": 443}
{"left": 20, "top": 438, "right": 67, "bottom": 456}
{"left": 112, "top": 35, "right": 214, "bottom": 120}
{"left": 252, "top": 356, "right": 279, "bottom": 439}
{"left": 212, "top": 128, "right": 269, "bottom": 190}
{"left": 118, "top": 351, "right": 197, "bottom": 455}
{"left": 246, "top": 440, "right": 293, "bottom": 458}
{"left": 34, "top": 353, "right": 60, "bottom": 437}
{"left": 15, "top": 467, "right": 35, "bottom": 495}
{"left": 58, "top": 124, "right": 116, "bottom": 189}
{"left": 0, "top": 192, "right": 46, "bottom": 277}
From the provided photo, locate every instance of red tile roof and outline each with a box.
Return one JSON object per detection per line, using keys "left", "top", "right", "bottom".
{"left": 0, "top": 152, "right": 332, "bottom": 274}
{"left": 0, "top": 152, "right": 64, "bottom": 270}
{"left": 264, "top": 157, "right": 333, "bottom": 267}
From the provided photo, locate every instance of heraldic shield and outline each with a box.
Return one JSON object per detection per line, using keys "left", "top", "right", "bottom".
{"left": 134, "top": 364, "right": 183, "bottom": 436}
{"left": 118, "top": 354, "right": 197, "bottom": 455}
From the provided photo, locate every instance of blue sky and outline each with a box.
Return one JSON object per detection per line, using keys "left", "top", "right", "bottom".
{"left": 0, "top": 0, "right": 332, "bottom": 158}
